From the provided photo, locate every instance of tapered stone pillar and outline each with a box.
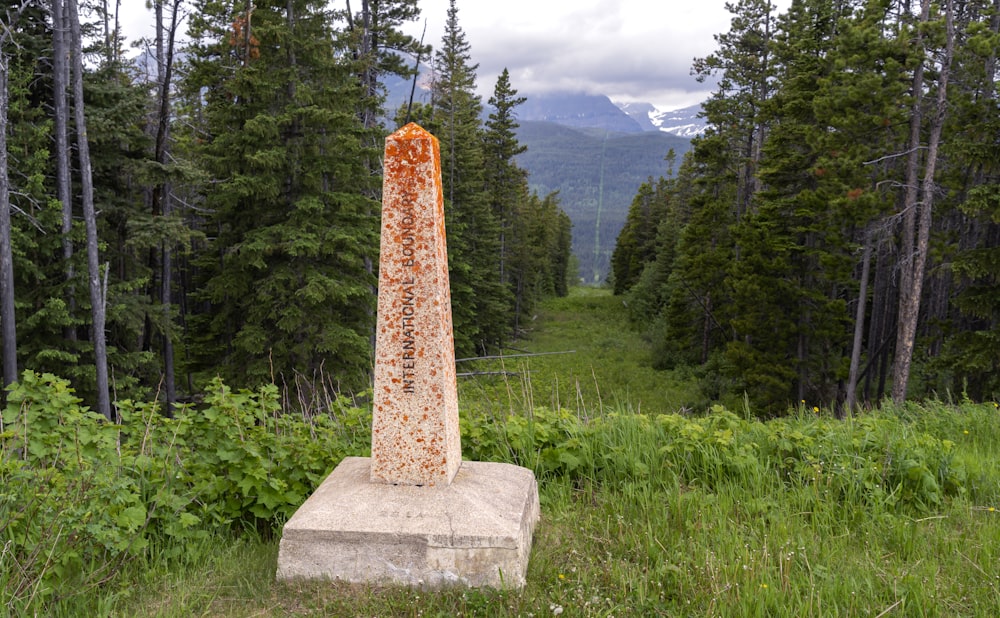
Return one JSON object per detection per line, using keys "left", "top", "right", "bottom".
{"left": 276, "top": 124, "right": 539, "bottom": 589}
{"left": 370, "top": 123, "right": 461, "bottom": 487}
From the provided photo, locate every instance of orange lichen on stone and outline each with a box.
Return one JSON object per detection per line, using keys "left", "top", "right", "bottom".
{"left": 370, "top": 123, "right": 462, "bottom": 487}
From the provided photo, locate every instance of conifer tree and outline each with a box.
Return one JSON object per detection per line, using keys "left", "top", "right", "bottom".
{"left": 483, "top": 67, "right": 534, "bottom": 329}
{"left": 430, "top": 0, "right": 508, "bottom": 355}
{"left": 645, "top": 0, "right": 776, "bottom": 376}
{"left": 928, "top": 0, "right": 1000, "bottom": 399}
{"left": 891, "top": 0, "right": 956, "bottom": 402}
{"left": 692, "top": 0, "right": 776, "bottom": 221}
{"left": 0, "top": 11, "right": 21, "bottom": 391}
{"left": 611, "top": 177, "right": 671, "bottom": 295}
{"left": 184, "top": 0, "right": 379, "bottom": 388}
{"left": 2, "top": 0, "right": 87, "bottom": 395}
{"left": 69, "top": 0, "right": 112, "bottom": 419}
{"left": 344, "top": 0, "right": 427, "bottom": 130}
{"left": 483, "top": 68, "right": 526, "bottom": 289}
{"left": 611, "top": 0, "right": 1000, "bottom": 410}
{"left": 721, "top": 0, "right": 864, "bottom": 409}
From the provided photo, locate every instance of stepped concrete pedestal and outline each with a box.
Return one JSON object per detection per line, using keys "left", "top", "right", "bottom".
{"left": 276, "top": 457, "right": 539, "bottom": 587}
{"left": 276, "top": 124, "right": 539, "bottom": 588}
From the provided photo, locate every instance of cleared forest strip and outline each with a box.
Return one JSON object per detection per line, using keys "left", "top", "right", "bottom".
{"left": 457, "top": 286, "right": 699, "bottom": 417}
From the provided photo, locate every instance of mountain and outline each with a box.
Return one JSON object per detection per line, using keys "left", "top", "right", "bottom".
{"left": 517, "top": 93, "right": 709, "bottom": 139}
{"left": 615, "top": 101, "right": 708, "bottom": 138}
{"left": 613, "top": 101, "right": 660, "bottom": 132}
{"left": 514, "top": 121, "right": 691, "bottom": 284}
{"left": 511, "top": 94, "right": 702, "bottom": 283}
{"left": 517, "top": 93, "right": 646, "bottom": 134}
{"left": 383, "top": 81, "right": 699, "bottom": 282}
{"left": 648, "top": 104, "right": 708, "bottom": 138}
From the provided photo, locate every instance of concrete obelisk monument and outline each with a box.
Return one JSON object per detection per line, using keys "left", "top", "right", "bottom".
{"left": 370, "top": 122, "right": 462, "bottom": 487}
{"left": 276, "top": 124, "right": 539, "bottom": 588}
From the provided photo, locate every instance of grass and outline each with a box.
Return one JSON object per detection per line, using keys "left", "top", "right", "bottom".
{"left": 10, "top": 288, "right": 1000, "bottom": 616}
{"left": 458, "top": 286, "right": 700, "bottom": 419}
{"left": 109, "top": 404, "right": 1000, "bottom": 617}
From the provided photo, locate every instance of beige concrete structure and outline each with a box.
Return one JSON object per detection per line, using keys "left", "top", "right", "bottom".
{"left": 276, "top": 457, "right": 539, "bottom": 587}
{"left": 276, "top": 124, "right": 539, "bottom": 589}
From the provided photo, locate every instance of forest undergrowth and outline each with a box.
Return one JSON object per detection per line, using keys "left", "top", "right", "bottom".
{"left": 1, "top": 288, "right": 998, "bottom": 617}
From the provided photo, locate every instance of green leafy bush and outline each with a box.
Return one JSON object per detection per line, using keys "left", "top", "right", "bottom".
{"left": 1, "top": 371, "right": 371, "bottom": 613}
{"left": 462, "top": 406, "right": 590, "bottom": 478}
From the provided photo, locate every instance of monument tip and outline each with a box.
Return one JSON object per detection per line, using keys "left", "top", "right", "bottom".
{"left": 390, "top": 122, "right": 434, "bottom": 141}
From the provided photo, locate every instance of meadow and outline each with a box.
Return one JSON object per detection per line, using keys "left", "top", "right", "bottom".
{"left": 2, "top": 289, "right": 998, "bottom": 617}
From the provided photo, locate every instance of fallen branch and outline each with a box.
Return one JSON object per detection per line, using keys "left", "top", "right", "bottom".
{"left": 455, "top": 350, "right": 575, "bottom": 363}
{"left": 457, "top": 371, "right": 526, "bottom": 378}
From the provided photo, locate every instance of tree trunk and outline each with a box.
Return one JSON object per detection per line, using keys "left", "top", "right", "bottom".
{"left": 890, "top": 0, "right": 929, "bottom": 402}
{"left": 53, "top": 0, "right": 76, "bottom": 342}
{"left": 0, "top": 4, "right": 29, "bottom": 392}
{"left": 70, "top": 0, "right": 112, "bottom": 420}
{"left": 846, "top": 230, "right": 872, "bottom": 414}
{"left": 891, "top": 0, "right": 953, "bottom": 403}
{"left": 153, "top": 0, "right": 181, "bottom": 413}
{"left": 0, "top": 55, "right": 18, "bottom": 390}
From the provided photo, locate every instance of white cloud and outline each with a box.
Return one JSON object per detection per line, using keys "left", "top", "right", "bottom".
{"left": 407, "top": 0, "right": 748, "bottom": 110}
{"left": 116, "top": 0, "right": 791, "bottom": 111}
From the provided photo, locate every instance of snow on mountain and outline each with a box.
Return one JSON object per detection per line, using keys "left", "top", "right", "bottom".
{"left": 611, "top": 101, "right": 659, "bottom": 132}
{"left": 615, "top": 101, "right": 707, "bottom": 138}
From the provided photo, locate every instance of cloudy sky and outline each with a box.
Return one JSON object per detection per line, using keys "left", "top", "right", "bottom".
{"left": 405, "top": 0, "right": 740, "bottom": 110}
{"left": 119, "top": 0, "right": 791, "bottom": 111}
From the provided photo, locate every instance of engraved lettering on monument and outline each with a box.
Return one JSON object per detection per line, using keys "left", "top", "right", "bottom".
{"left": 370, "top": 123, "right": 462, "bottom": 487}
{"left": 400, "top": 203, "right": 417, "bottom": 394}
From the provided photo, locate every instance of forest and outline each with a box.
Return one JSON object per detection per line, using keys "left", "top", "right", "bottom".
{"left": 612, "top": 0, "right": 1000, "bottom": 414}
{"left": 0, "top": 0, "right": 572, "bottom": 416}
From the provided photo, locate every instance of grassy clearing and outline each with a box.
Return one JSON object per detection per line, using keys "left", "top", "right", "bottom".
{"left": 459, "top": 286, "right": 700, "bottom": 419}
{"left": 9, "top": 288, "right": 1000, "bottom": 616}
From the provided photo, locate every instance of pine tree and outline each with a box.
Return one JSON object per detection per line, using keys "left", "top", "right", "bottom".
{"left": 692, "top": 0, "right": 777, "bottom": 221}
{"left": 430, "top": 0, "right": 508, "bottom": 355}
{"left": 344, "top": 0, "right": 427, "bottom": 130}
{"left": 482, "top": 67, "right": 529, "bottom": 330}
{"left": 0, "top": 10, "right": 22, "bottom": 391}
{"left": 721, "top": 0, "right": 864, "bottom": 410}
{"left": 184, "top": 0, "right": 379, "bottom": 389}
{"left": 929, "top": 0, "right": 1000, "bottom": 400}
{"left": 3, "top": 0, "right": 85, "bottom": 395}
{"left": 611, "top": 176, "right": 672, "bottom": 295}
{"left": 643, "top": 0, "right": 777, "bottom": 378}
{"left": 483, "top": 68, "right": 526, "bottom": 285}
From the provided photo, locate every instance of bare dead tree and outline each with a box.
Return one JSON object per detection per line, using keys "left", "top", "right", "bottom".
{"left": 53, "top": 0, "right": 76, "bottom": 343}
{"left": 891, "top": 0, "right": 955, "bottom": 403}
{"left": 151, "top": 0, "right": 184, "bottom": 413}
{"left": 0, "top": 1, "right": 32, "bottom": 393}
{"left": 69, "top": 0, "right": 112, "bottom": 420}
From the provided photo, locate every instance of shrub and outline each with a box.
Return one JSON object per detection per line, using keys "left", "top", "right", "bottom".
{"left": 1, "top": 371, "right": 371, "bottom": 613}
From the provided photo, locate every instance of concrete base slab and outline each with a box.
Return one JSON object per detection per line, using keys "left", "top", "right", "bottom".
{"left": 276, "top": 457, "right": 540, "bottom": 589}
